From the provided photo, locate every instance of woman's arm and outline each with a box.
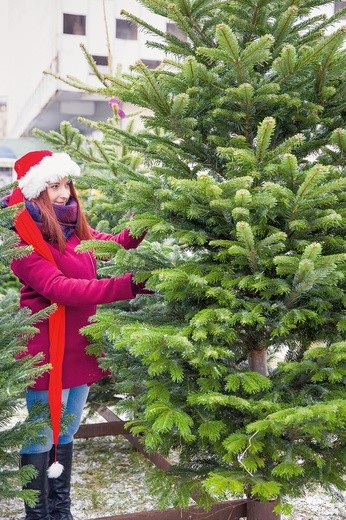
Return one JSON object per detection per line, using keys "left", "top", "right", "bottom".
{"left": 91, "top": 228, "right": 147, "bottom": 250}
{"left": 11, "top": 251, "right": 134, "bottom": 307}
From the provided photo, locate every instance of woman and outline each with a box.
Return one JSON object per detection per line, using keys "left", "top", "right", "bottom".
{"left": 4, "top": 150, "right": 150, "bottom": 520}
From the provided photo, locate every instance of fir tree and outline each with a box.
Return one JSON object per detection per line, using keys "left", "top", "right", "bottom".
{"left": 0, "top": 184, "right": 51, "bottom": 507}
{"left": 35, "top": 0, "right": 346, "bottom": 514}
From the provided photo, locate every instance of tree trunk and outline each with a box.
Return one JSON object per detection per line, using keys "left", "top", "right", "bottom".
{"left": 247, "top": 348, "right": 268, "bottom": 376}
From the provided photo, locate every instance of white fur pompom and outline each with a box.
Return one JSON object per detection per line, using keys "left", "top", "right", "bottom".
{"left": 47, "top": 461, "right": 64, "bottom": 478}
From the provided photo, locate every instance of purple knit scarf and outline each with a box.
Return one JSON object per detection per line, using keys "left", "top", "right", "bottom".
{"left": 25, "top": 197, "right": 79, "bottom": 239}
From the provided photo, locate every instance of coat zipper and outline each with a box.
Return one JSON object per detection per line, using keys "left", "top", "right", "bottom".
{"left": 87, "top": 251, "right": 97, "bottom": 278}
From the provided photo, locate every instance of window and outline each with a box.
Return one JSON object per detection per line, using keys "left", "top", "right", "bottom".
{"left": 92, "top": 55, "right": 108, "bottom": 66}
{"left": 0, "top": 146, "right": 15, "bottom": 186}
{"left": 116, "top": 19, "right": 137, "bottom": 40}
{"left": 166, "top": 22, "right": 187, "bottom": 42}
{"left": 335, "top": 1, "right": 346, "bottom": 15}
{"left": 89, "top": 55, "right": 108, "bottom": 75}
{"left": 63, "top": 14, "right": 86, "bottom": 35}
{"left": 141, "top": 59, "right": 161, "bottom": 69}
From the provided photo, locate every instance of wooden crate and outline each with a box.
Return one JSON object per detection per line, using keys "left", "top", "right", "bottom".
{"left": 75, "top": 407, "right": 280, "bottom": 520}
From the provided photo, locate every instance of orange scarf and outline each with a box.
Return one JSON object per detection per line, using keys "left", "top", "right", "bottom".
{"left": 9, "top": 187, "right": 65, "bottom": 476}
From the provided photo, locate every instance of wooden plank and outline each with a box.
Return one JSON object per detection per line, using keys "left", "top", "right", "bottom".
{"left": 246, "top": 499, "right": 280, "bottom": 520}
{"left": 97, "top": 406, "right": 123, "bottom": 423}
{"left": 75, "top": 421, "right": 127, "bottom": 438}
{"left": 95, "top": 407, "right": 173, "bottom": 471}
{"left": 90, "top": 499, "right": 247, "bottom": 520}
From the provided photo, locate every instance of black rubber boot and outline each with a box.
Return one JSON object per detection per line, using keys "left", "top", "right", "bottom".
{"left": 48, "top": 442, "right": 74, "bottom": 520}
{"left": 20, "top": 451, "right": 50, "bottom": 520}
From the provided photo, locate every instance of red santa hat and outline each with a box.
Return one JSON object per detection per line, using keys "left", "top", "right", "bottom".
{"left": 9, "top": 150, "right": 81, "bottom": 478}
{"left": 15, "top": 149, "right": 81, "bottom": 200}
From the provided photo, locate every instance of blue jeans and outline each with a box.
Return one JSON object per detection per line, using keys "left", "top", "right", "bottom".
{"left": 20, "top": 384, "right": 90, "bottom": 454}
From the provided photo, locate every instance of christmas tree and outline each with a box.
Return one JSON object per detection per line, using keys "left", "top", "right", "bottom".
{"left": 35, "top": 0, "right": 346, "bottom": 514}
{"left": 0, "top": 185, "right": 51, "bottom": 507}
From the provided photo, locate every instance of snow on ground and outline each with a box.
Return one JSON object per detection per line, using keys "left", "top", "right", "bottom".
{"left": 1, "top": 435, "right": 157, "bottom": 520}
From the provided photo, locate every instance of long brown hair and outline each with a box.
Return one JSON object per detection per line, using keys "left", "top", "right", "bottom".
{"left": 32, "top": 181, "right": 92, "bottom": 252}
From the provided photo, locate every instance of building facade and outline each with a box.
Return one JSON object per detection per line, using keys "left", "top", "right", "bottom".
{"left": 2, "top": 0, "right": 346, "bottom": 138}
{"left": 4, "top": 0, "right": 183, "bottom": 138}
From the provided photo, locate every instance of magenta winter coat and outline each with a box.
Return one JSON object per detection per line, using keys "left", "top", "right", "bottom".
{"left": 11, "top": 228, "right": 142, "bottom": 390}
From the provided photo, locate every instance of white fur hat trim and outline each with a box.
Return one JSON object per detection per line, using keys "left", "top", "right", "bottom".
{"left": 18, "top": 152, "right": 81, "bottom": 200}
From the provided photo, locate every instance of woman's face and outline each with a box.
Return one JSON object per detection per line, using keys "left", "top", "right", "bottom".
{"left": 47, "top": 177, "right": 71, "bottom": 205}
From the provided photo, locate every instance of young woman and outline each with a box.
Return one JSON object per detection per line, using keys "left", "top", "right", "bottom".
{"left": 4, "top": 150, "right": 150, "bottom": 520}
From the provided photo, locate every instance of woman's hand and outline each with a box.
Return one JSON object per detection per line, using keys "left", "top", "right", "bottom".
{"left": 131, "top": 278, "right": 155, "bottom": 295}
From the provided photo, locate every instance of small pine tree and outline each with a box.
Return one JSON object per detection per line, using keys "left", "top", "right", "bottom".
{"left": 35, "top": 0, "right": 346, "bottom": 514}
{"left": 0, "top": 185, "right": 51, "bottom": 507}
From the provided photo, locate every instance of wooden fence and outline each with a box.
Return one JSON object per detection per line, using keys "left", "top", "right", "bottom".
{"left": 75, "top": 406, "right": 280, "bottom": 520}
